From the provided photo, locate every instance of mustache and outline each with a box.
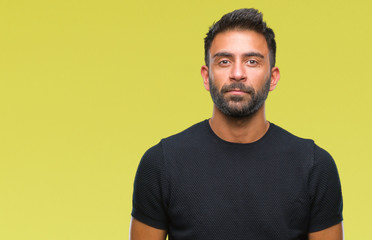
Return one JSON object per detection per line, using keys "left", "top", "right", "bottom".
{"left": 220, "top": 83, "right": 255, "bottom": 95}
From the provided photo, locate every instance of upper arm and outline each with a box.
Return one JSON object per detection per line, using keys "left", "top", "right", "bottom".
{"left": 132, "top": 143, "right": 169, "bottom": 230}
{"left": 308, "top": 145, "right": 343, "bottom": 232}
{"left": 308, "top": 222, "right": 343, "bottom": 240}
{"left": 130, "top": 217, "right": 167, "bottom": 240}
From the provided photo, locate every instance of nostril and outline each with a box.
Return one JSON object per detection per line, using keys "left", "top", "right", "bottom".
{"left": 230, "top": 75, "right": 246, "bottom": 81}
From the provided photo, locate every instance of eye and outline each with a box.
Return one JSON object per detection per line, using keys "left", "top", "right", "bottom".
{"left": 219, "top": 60, "right": 230, "bottom": 65}
{"left": 247, "top": 59, "right": 258, "bottom": 65}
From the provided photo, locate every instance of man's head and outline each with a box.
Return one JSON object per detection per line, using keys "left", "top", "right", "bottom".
{"left": 201, "top": 9, "right": 280, "bottom": 118}
{"left": 204, "top": 8, "right": 276, "bottom": 69}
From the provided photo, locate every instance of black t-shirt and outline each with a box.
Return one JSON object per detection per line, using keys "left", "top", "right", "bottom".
{"left": 132, "top": 120, "right": 343, "bottom": 240}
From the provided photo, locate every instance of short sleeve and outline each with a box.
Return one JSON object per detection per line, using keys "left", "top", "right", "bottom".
{"left": 308, "top": 145, "right": 343, "bottom": 232}
{"left": 131, "top": 142, "right": 169, "bottom": 230}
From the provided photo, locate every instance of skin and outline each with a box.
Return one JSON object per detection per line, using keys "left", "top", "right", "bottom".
{"left": 130, "top": 217, "right": 167, "bottom": 240}
{"left": 309, "top": 222, "right": 344, "bottom": 240}
{"left": 201, "top": 30, "right": 279, "bottom": 144}
{"left": 130, "top": 29, "right": 343, "bottom": 239}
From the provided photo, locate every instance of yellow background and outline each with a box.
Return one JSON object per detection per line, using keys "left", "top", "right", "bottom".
{"left": 0, "top": 0, "right": 371, "bottom": 239}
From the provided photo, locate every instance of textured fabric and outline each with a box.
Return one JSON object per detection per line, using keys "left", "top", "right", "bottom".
{"left": 131, "top": 120, "right": 343, "bottom": 240}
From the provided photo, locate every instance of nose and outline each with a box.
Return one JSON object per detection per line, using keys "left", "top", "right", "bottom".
{"left": 230, "top": 63, "right": 246, "bottom": 81}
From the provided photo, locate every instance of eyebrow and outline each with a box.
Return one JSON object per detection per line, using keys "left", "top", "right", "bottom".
{"left": 212, "top": 51, "right": 265, "bottom": 59}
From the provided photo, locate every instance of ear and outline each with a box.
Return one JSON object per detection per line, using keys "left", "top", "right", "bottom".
{"left": 201, "top": 65, "right": 210, "bottom": 91}
{"left": 269, "top": 66, "right": 280, "bottom": 91}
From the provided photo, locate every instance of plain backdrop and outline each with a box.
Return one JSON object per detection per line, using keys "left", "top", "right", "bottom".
{"left": 0, "top": 0, "right": 371, "bottom": 239}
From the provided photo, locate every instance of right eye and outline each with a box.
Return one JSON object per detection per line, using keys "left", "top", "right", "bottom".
{"left": 219, "top": 60, "right": 230, "bottom": 65}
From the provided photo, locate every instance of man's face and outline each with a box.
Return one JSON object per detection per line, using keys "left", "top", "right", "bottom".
{"left": 201, "top": 30, "right": 279, "bottom": 118}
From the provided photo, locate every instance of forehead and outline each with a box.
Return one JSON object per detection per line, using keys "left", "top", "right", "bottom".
{"left": 210, "top": 30, "right": 269, "bottom": 57}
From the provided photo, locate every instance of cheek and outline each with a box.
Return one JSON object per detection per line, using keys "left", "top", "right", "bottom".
{"left": 247, "top": 68, "right": 271, "bottom": 85}
{"left": 209, "top": 70, "right": 225, "bottom": 87}
{"left": 214, "top": 66, "right": 232, "bottom": 78}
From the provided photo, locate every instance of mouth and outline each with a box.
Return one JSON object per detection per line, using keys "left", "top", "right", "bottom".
{"left": 226, "top": 89, "right": 247, "bottom": 95}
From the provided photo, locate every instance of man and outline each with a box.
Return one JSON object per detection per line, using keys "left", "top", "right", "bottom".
{"left": 130, "top": 8, "right": 343, "bottom": 240}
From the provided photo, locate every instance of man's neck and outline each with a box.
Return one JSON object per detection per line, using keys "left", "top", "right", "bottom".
{"left": 209, "top": 105, "right": 269, "bottom": 144}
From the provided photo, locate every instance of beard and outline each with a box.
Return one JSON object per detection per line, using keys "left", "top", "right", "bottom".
{"left": 209, "top": 77, "right": 271, "bottom": 118}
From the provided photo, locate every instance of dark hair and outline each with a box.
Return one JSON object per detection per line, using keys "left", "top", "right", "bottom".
{"left": 204, "top": 8, "right": 276, "bottom": 68}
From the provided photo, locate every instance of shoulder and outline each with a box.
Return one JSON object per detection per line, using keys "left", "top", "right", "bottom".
{"left": 268, "top": 123, "right": 336, "bottom": 172}
{"left": 139, "top": 120, "right": 209, "bottom": 166}
{"left": 163, "top": 120, "right": 208, "bottom": 141}
{"left": 136, "top": 142, "right": 165, "bottom": 181}
{"left": 271, "top": 123, "right": 339, "bottom": 174}
{"left": 160, "top": 120, "right": 208, "bottom": 149}
{"left": 142, "top": 120, "right": 207, "bottom": 156}
{"left": 269, "top": 123, "right": 315, "bottom": 156}
{"left": 311, "top": 144, "right": 339, "bottom": 176}
{"left": 270, "top": 123, "right": 314, "bottom": 145}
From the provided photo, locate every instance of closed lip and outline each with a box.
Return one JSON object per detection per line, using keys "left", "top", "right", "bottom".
{"left": 227, "top": 89, "right": 246, "bottom": 94}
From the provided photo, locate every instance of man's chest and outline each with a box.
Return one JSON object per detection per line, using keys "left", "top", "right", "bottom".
{"left": 165, "top": 152, "right": 311, "bottom": 239}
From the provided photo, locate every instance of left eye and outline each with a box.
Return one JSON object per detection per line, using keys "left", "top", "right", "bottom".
{"left": 247, "top": 60, "right": 257, "bottom": 64}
